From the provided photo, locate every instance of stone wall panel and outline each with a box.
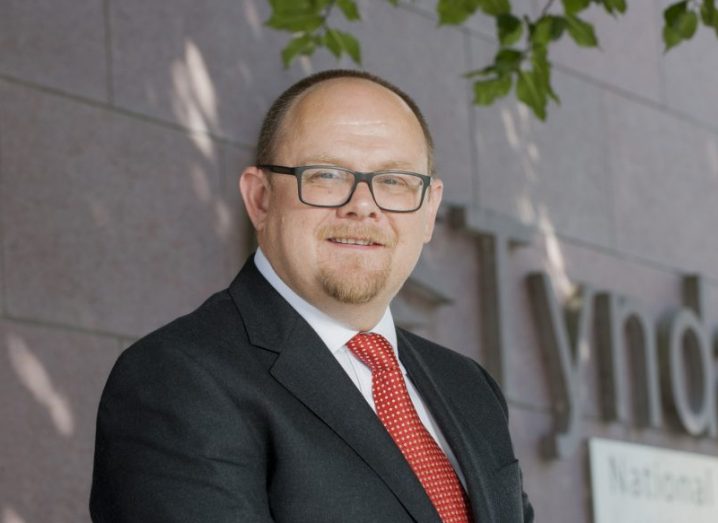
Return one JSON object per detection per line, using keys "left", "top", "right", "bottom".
{"left": 606, "top": 91, "right": 718, "bottom": 280}
{"left": 0, "top": 81, "right": 230, "bottom": 338}
{"left": 550, "top": 2, "right": 663, "bottom": 103}
{"left": 110, "top": 0, "right": 341, "bottom": 145}
{"left": 0, "top": 0, "right": 107, "bottom": 100}
{"left": 471, "top": 59, "right": 615, "bottom": 248}
{"left": 0, "top": 319, "right": 119, "bottom": 523}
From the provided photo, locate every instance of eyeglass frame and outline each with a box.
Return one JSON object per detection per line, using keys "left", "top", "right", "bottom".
{"left": 258, "top": 164, "right": 433, "bottom": 213}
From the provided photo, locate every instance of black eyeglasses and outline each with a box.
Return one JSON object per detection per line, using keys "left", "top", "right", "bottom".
{"left": 258, "top": 165, "right": 432, "bottom": 213}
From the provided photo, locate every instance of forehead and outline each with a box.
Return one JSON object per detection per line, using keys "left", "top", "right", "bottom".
{"left": 288, "top": 78, "right": 416, "bottom": 122}
{"left": 275, "top": 78, "right": 428, "bottom": 169}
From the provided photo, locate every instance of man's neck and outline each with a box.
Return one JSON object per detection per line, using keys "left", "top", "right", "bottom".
{"left": 311, "top": 299, "right": 387, "bottom": 332}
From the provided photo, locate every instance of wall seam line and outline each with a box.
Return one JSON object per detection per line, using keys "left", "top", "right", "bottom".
{"left": 103, "top": 0, "right": 115, "bottom": 105}
{"left": 0, "top": 74, "right": 256, "bottom": 150}
{"left": 463, "top": 31, "right": 481, "bottom": 208}
{"left": 0, "top": 102, "right": 6, "bottom": 317}
{"left": 3, "top": 313, "right": 144, "bottom": 341}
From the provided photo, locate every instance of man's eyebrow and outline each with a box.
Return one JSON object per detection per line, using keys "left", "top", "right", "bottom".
{"left": 297, "top": 154, "right": 344, "bottom": 166}
{"left": 298, "top": 155, "right": 419, "bottom": 172}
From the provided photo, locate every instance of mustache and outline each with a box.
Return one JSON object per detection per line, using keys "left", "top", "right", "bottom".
{"left": 318, "top": 224, "right": 397, "bottom": 247}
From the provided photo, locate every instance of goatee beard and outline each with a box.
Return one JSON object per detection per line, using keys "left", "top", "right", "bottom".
{"left": 318, "top": 265, "right": 390, "bottom": 304}
{"left": 316, "top": 223, "right": 395, "bottom": 304}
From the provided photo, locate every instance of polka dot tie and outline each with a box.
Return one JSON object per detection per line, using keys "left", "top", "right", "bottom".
{"left": 347, "top": 333, "right": 471, "bottom": 523}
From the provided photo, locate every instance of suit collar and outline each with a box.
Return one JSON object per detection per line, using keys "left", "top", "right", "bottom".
{"left": 228, "top": 255, "right": 299, "bottom": 353}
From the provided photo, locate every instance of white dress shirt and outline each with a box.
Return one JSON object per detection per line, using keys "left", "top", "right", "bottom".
{"left": 254, "top": 248, "right": 465, "bottom": 485}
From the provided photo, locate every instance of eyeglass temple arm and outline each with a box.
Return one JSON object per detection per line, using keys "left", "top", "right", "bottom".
{"left": 257, "top": 164, "right": 296, "bottom": 175}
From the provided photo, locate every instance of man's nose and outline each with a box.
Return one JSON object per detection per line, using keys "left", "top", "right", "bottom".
{"left": 337, "top": 181, "right": 381, "bottom": 219}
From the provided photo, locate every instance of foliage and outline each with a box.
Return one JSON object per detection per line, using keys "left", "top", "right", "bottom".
{"left": 265, "top": 0, "right": 718, "bottom": 121}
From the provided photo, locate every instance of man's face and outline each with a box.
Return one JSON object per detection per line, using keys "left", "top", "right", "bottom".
{"left": 243, "top": 78, "right": 442, "bottom": 313}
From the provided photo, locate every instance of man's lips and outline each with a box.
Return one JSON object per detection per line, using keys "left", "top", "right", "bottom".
{"left": 328, "top": 237, "right": 384, "bottom": 247}
{"left": 318, "top": 224, "right": 395, "bottom": 248}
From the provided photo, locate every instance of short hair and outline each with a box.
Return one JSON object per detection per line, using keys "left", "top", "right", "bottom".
{"left": 255, "top": 69, "right": 434, "bottom": 174}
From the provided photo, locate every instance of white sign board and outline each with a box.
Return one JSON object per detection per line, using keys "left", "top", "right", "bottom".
{"left": 589, "top": 438, "right": 718, "bottom": 523}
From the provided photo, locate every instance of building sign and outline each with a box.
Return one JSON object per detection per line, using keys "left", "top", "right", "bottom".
{"left": 450, "top": 207, "right": 718, "bottom": 460}
{"left": 589, "top": 438, "right": 718, "bottom": 523}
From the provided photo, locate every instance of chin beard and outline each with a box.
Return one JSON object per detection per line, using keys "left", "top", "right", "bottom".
{"left": 318, "top": 265, "right": 391, "bottom": 304}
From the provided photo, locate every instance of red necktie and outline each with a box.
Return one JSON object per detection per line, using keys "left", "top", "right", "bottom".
{"left": 347, "top": 333, "right": 471, "bottom": 523}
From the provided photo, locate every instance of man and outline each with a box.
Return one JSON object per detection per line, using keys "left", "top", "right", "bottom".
{"left": 90, "top": 69, "right": 533, "bottom": 522}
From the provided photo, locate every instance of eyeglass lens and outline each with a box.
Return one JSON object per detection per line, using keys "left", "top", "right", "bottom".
{"left": 300, "top": 167, "right": 424, "bottom": 211}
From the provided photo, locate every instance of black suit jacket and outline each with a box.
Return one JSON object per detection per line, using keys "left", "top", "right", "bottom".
{"left": 90, "top": 257, "right": 533, "bottom": 522}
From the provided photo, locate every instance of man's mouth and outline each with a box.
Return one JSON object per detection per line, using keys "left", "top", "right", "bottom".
{"left": 319, "top": 224, "right": 395, "bottom": 248}
{"left": 328, "top": 237, "right": 383, "bottom": 246}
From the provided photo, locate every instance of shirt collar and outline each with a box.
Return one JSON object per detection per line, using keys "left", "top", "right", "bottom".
{"left": 254, "top": 248, "right": 398, "bottom": 354}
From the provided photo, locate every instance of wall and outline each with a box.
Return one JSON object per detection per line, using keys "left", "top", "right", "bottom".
{"left": 1, "top": 1, "right": 717, "bottom": 521}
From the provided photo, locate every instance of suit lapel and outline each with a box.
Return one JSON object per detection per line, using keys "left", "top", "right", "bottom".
{"left": 229, "top": 259, "right": 440, "bottom": 522}
{"left": 397, "top": 331, "right": 498, "bottom": 523}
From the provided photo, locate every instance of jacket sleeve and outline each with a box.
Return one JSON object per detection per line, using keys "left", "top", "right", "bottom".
{"left": 89, "top": 341, "right": 275, "bottom": 522}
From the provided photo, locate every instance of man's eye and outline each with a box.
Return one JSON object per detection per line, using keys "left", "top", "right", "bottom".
{"left": 307, "top": 170, "right": 340, "bottom": 181}
{"left": 378, "top": 175, "right": 408, "bottom": 187}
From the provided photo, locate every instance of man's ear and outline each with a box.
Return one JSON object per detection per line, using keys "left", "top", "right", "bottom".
{"left": 423, "top": 177, "right": 443, "bottom": 243}
{"left": 239, "top": 166, "right": 271, "bottom": 232}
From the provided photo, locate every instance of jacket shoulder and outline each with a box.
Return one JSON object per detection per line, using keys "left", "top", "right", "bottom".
{"left": 104, "top": 287, "right": 263, "bottom": 401}
{"left": 125, "top": 288, "right": 245, "bottom": 358}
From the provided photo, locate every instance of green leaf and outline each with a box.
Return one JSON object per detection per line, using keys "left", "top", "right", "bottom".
{"left": 517, "top": 70, "right": 547, "bottom": 120}
{"left": 531, "top": 16, "right": 567, "bottom": 46}
{"left": 268, "top": 0, "right": 310, "bottom": 11}
{"left": 562, "top": 0, "right": 591, "bottom": 15}
{"left": 665, "top": 1, "right": 698, "bottom": 38}
{"left": 472, "top": 75, "right": 512, "bottom": 105}
{"left": 337, "top": 0, "right": 361, "bottom": 21}
{"left": 662, "top": 25, "right": 683, "bottom": 50}
{"left": 664, "top": 0, "right": 688, "bottom": 25}
{"left": 497, "top": 14, "right": 523, "bottom": 46}
{"left": 663, "top": 1, "right": 698, "bottom": 51}
{"left": 385, "top": 0, "right": 399, "bottom": 5}
{"left": 340, "top": 30, "right": 361, "bottom": 63}
{"left": 266, "top": 12, "right": 324, "bottom": 32}
{"left": 565, "top": 14, "right": 599, "bottom": 47}
{"left": 531, "top": 18, "right": 551, "bottom": 46}
{"left": 531, "top": 45, "right": 559, "bottom": 102}
{"left": 437, "top": 0, "right": 481, "bottom": 25}
{"left": 702, "top": 0, "right": 718, "bottom": 37}
{"left": 494, "top": 48, "right": 524, "bottom": 74}
{"left": 281, "top": 34, "right": 316, "bottom": 68}
{"left": 476, "top": 0, "right": 511, "bottom": 16}
{"left": 677, "top": 9, "right": 699, "bottom": 37}
{"left": 323, "top": 28, "right": 362, "bottom": 63}
{"left": 601, "top": 0, "right": 627, "bottom": 15}
{"left": 701, "top": 0, "right": 718, "bottom": 26}
{"left": 324, "top": 29, "right": 343, "bottom": 58}
{"left": 267, "top": 0, "right": 331, "bottom": 18}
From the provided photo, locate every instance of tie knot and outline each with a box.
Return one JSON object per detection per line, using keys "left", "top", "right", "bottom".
{"left": 346, "top": 333, "right": 398, "bottom": 373}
